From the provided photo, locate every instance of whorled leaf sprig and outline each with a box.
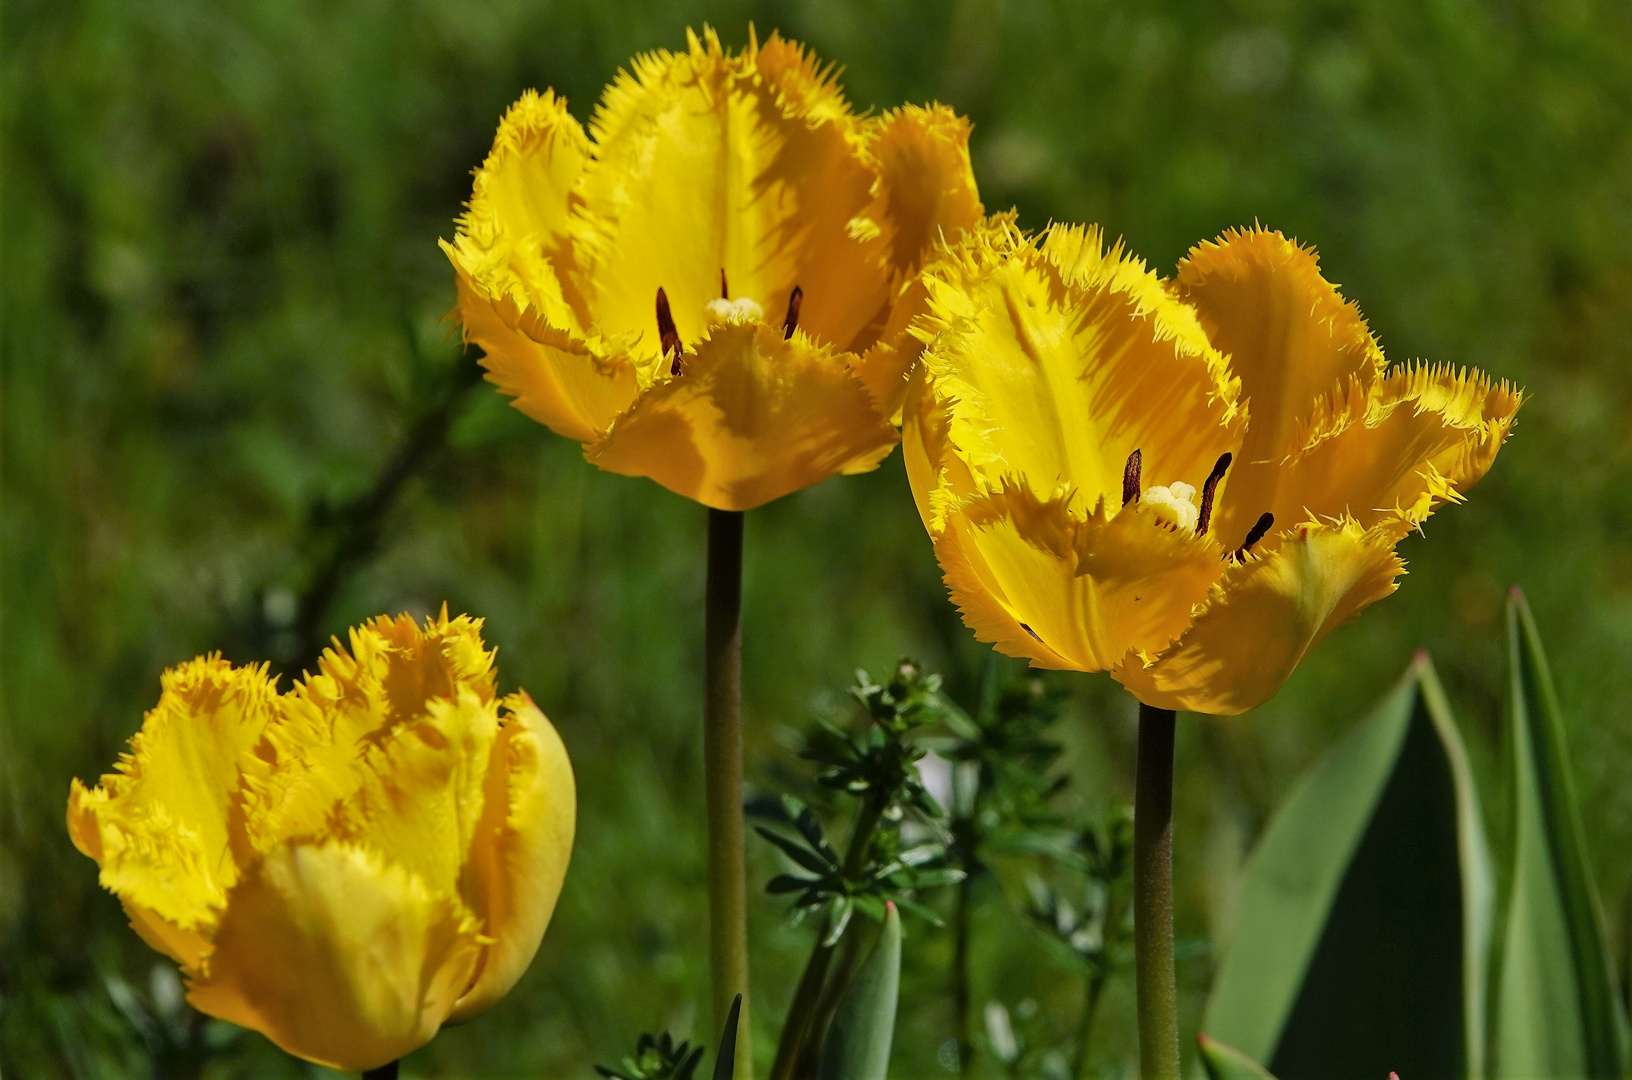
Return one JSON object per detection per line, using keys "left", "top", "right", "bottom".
{"left": 753, "top": 662, "right": 965, "bottom": 945}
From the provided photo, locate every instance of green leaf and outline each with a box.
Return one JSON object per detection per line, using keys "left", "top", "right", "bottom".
{"left": 712, "top": 994, "right": 741, "bottom": 1080}
{"left": 1197, "top": 1034, "right": 1278, "bottom": 1080}
{"left": 1203, "top": 654, "right": 1493, "bottom": 1080}
{"left": 1493, "top": 589, "right": 1629, "bottom": 1078}
{"left": 818, "top": 901, "right": 901, "bottom": 1080}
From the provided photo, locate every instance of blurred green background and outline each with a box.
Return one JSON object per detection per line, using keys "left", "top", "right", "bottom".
{"left": 6, "top": 0, "right": 1632, "bottom": 1076}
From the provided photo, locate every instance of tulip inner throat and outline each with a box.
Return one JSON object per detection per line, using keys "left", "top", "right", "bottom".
{"left": 1122, "top": 449, "right": 1261, "bottom": 551}
{"left": 654, "top": 277, "right": 806, "bottom": 376}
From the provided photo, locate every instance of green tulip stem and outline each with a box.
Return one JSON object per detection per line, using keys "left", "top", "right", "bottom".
{"left": 705, "top": 507, "right": 753, "bottom": 1080}
{"left": 1133, "top": 702, "right": 1180, "bottom": 1080}
{"left": 362, "top": 1063, "right": 399, "bottom": 1080}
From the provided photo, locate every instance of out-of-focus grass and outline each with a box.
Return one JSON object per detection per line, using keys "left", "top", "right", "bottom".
{"left": 5, "top": 0, "right": 1632, "bottom": 1076}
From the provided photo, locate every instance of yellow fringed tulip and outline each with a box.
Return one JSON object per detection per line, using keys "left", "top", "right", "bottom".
{"left": 67, "top": 611, "right": 575, "bottom": 1071}
{"left": 442, "top": 26, "right": 982, "bottom": 510}
{"left": 904, "top": 221, "right": 1522, "bottom": 715}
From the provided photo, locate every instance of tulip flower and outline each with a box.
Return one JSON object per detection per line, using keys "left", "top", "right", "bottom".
{"left": 904, "top": 219, "right": 1521, "bottom": 1078}
{"left": 443, "top": 30, "right": 980, "bottom": 1072}
{"left": 67, "top": 611, "right": 575, "bottom": 1072}
{"left": 442, "top": 26, "right": 981, "bottom": 511}
{"left": 904, "top": 220, "right": 1522, "bottom": 716}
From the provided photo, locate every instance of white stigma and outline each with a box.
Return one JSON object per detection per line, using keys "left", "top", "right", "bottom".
{"left": 1141, "top": 481, "right": 1199, "bottom": 532}
{"left": 704, "top": 296, "right": 765, "bottom": 326}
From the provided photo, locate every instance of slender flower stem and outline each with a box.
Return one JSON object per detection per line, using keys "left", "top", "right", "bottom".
{"left": 1133, "top": 702, "right": 1179, "bottom": 1080}
{"left": 362, "top": 1063, "right": 399, "bottom": 1080}
{"left": 705, "top": 508, "right": 752, "bottom": 1080}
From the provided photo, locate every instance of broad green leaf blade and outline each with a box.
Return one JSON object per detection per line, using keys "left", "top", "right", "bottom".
{"left": 818, "top": 902, "right": 901, "bottom": 1080}
{"left": 1197, "top": 1034, "right": 1278, "bottom": 1080}
{"left": 1494, "top": 590, "right": 1629, "bottom": 1078}
{"left": 1204, "top": 655, "right": 1493, "bottom": 1080}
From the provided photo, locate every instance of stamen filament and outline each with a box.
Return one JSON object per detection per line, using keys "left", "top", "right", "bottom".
{"left": 1122, "top": 449, "right": 1142, "bottom": 507}
{"left": 783, "top": 286, "right": 803, "bottom": 340}
{"left": 1196, "top": 453, "right": 1232, "bottom": 536}
{"left": 1236, "top": 512, "right": 1274, "bottom": 559}
{"left": 656, "top": 287, "right": 683, "bottom": 375}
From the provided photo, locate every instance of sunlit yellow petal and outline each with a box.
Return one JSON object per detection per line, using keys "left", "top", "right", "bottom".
{"left": 916, "top": 220, "right": 1243, "bottom": 515}
{"left": 243, "top": 612, "right": 497, "bottom": 861}
{"left": 853, "top": 106, "right": 988, "bottom": 420}
{"left": 325, "top": 689, "right": 500, "bottom": 899}
{"left": 468, "top": 89, "right": 591, "bottom": 267}
{"left": 187, "top": 843, "right": 484, "bottom": 1072}
{"left": 65, "top": 656, "right": 276, "bottom": 935}
{"left": 1115, "top": 518, "right": 1404, "bottom": 714}
{"left": 1174, "top": 226, "right": 1386, "bottom": 543}
{"left": 450, "top": 693, "right": 576, "bottom": 1022}
{"left": 870, "top": 104, "right": 983, "bottom": 281}
{"left": 442, "top": 89, "right": 644, "bottom": 442}
{"left": 571, "top": 28, "right": 891, "bottom": 352}
{"left": 447, "top": 269, "right": 641, "bottom": 444}
{"left": 586, "top": 321, "right": 898, "bottom": 511}
{"left": 901, "top": 365, "right": 962, "bottom": 529}
{"left": 935, "top": 483, "right": 1226, "bottom": 672}
{"left": 1269, "top": 362, "right": 1525, "bottom": 531}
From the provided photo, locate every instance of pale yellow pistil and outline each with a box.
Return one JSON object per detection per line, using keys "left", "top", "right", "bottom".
{"left": 1142, "top": 482, "right": 1199, "bottom": 532}
{"left": 704, "top": 296, "right": 765, "bottom": 326}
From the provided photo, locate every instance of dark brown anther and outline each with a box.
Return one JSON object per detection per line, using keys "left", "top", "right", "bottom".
{"left": 655, "top": 287, "right": 683, "bottom": 375}
{"left": 720, "top": 268, "right": 730, "bottom": 300}
{"left": 1196, "top": 452, "right": 1232, "bottom": 536}
{"left": 1122, "top": 449, "right": 1143, "bottom": 507}
{"left": 783, "top": 286, "right": 804, "bottom": 340}
{"left": 1236, "top": 512, "right": 1274, "bottom": 559}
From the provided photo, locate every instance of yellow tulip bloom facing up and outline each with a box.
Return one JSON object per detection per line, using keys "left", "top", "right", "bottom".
{"left": 67, "top": 611, "right": 575, "bottom": 1072}
{"left": 904, "top": 221, "right": 1522, "bottom": 716}
{"left": 443, "top": 29, "right": 982, "bottom": 1071}
{"left": 442, "top": 26, "right": 982, "bottom": 511}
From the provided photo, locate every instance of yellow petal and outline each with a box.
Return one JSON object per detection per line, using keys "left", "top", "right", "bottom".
{"left": 934, "top": 482, "right": 1226, "bottom": 673}
{"left": 187, "top": 842, "right": 484, "bottom": 1072}
{"left": 901, "top": 364, "right": 970, "bottom": 529}
{"left": 571, "top": 28, "right": 892, "bottom": 354}
{"left": 466, "top": 89, "right": 591, "bottom": 266}
{"left": 1115, "top": 518, "right": 1405, "bottom": 714}
{"left": 1174, "top": 226, "right": 1386, "bottom": 544}
{"left": 916, "top": 221, "right": 1243, "bottom": 515}
{"left": 243, "top": 610, "right": 499, "bottom": 864}
{"left": 65, "top": 656, "right": 277, "bottom": 936}
{"left": 442, "top": 89, "right": 645, "bottom": 443}
{"left": 1269, "top": 362, "right": 1524, "bottom": 531}
{"left": 449, "top": 692, "right": 576, "bottom": 1022}
{"left": 325, "top": 688, "right": 500, "bottom": 899}
{"left": 850, "top": 275, "right": 932, "bottom": 423}
{"left": 447, "top": 267, "right": 642, "bottom": 444}
{"left": 122, "top": 899, "right": 214, "bottom": 972}
{"left": 851, "top": 153, "right": 987, "bottom": 422}
{"left": 586, "top": 321, "right": 898, "bottom": 510}
{"left": 869, "top": 104, "right": 983, "bottom": 282}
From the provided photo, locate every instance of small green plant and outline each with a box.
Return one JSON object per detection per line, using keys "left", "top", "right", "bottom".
{"left": 755, "top": 661, "right": 966, "bottom": 1079}
{"left": 594, "top": 1031, "right": 706, "bottom": 1080}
